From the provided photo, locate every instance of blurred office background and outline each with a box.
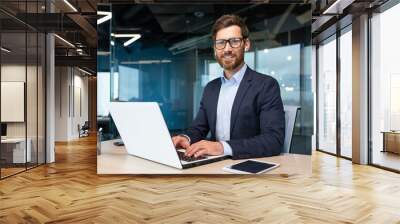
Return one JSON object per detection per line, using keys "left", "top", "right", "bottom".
{"left": 314, "top": 0, "right": 400, "bottom": 172}
{"left": 97, "top": 3, "right": 313, "bottom": 155}
{"left": 0, "top": 0, "right": 97, "bottom": 179}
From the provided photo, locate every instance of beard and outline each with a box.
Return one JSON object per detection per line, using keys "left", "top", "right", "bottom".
{"left": 215, "top": 47, "right": 245, "bottom": 72}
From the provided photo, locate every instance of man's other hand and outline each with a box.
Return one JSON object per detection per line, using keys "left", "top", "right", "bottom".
{"left": 172, "top": 135, "right": 190, "bottom": 149}
{"left": 185, "top": 140, "right": 223, "bottom": 158}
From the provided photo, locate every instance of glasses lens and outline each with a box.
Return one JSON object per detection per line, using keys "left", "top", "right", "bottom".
{"left": 229, "top": 38, "right": 242, "bottom": 48}
{"left": 215, "top": 40, "right": 226, "bottom": 49}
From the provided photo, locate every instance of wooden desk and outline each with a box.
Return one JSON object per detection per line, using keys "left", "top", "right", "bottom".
{"left": 97, "top": 140, "right": 311, "bottom": 175}
{"left": 382, "top": 131, "right": 400, "bottom": 154}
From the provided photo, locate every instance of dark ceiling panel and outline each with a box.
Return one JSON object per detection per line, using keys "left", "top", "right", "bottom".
{"left": 15, "top": 13, "right": 82, "bottom": 32}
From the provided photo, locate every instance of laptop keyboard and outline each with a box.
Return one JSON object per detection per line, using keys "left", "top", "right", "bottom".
{"left": 177, "top": 151, "right": 206, "bottom": 162}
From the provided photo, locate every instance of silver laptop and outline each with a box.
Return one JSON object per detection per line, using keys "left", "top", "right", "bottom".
{"left": 109, "top": 102, "right": 228, "bottom": 169}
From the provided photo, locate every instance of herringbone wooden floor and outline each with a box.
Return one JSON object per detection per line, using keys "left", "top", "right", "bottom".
{"left": 1, "top": 135, "right": 400, "bottom": 223}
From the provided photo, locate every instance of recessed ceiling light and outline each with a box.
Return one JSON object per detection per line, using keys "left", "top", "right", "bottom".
{"left": 263, "top": 49, "right": 269, "bottom": 53}
{"left": 194, "top": 11, "right": 204, "bottom": 18}
{"left": 287, "top": 55, "right": 292, "bottom": 61}
{"left": 285, "top": 86, "right": 294, "bottom": 92}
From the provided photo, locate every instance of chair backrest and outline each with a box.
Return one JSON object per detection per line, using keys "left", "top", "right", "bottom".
{"left": 82, "top": 121, "right": 90, "bottom": 129}
{"left": 283, "top": 105, "right": 300, "bottom": 153}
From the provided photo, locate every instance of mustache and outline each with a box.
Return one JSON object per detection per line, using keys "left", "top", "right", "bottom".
{"left": 222, "top": 52, "right": 235, "bottom": 57}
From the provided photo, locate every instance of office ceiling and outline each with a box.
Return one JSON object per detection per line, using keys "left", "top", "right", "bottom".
{"left": 0, "top": 0, "right": 99, "bottom": 72}
{"left": 0, "top": 0, "right": 394, "bottom": 73}
{"left": 103, "top": 3, "right": 311, "bottom": 52}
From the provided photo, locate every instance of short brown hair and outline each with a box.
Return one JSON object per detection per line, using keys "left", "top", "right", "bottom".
{"left": 211, "top": 14, "right": 249, "bottom": 40}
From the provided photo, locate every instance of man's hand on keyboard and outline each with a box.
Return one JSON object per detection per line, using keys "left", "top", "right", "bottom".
{"left": 185, "top": 140, "right": 223, "bottom": 158}
{"left": 172, "top": 135, "right": 190, "bottom": 149}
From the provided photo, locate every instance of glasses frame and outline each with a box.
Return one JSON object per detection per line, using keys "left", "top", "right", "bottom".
{"left": 214, "top": 37, "right": 245, "bottom": 50}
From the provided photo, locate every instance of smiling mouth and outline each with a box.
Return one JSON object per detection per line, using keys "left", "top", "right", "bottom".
{"left": 223, "top": 55, "right": 235, "bottom": 60}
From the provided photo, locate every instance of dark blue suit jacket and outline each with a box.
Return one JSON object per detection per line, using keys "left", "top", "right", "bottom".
{"left": 185, "top": 67, "right": 285, "bottom": 159}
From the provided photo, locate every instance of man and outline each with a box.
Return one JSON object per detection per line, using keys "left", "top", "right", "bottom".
{"left": 172, "top": 14, "right": 285, "bottom": 160}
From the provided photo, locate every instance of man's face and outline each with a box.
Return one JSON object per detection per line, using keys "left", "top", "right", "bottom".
{"left": 214, "top": 25, "right": 249, "bottom": 72}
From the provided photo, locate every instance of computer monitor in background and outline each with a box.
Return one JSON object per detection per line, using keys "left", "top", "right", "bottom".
{"left": 1, "top": 123, "right": 7, "bottom": 137}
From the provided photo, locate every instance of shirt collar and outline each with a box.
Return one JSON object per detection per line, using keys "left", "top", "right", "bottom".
{"left": 221, "top": 64, "right": 247, "bottom": 84}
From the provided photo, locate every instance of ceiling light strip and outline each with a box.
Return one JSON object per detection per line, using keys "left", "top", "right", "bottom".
{"left": 97, "top": 11, "right": 112, "bottom": 25}
{"left": 1, "top": 47, "right": 11, "bottom": 53}
{"left": 54, "top": 34, "right": 75, "bottom": 48}
{"left": 123, "top": 34, "right": 141, "bottom": 47}
{"left": 322, "top": 0, "right": 342, "bottom": 14}
{"left": 78, "top": 67, "right": 93, "bottom": 76}
{"left": 111, "top": 33, "right": 142, "bottom": 47}
{"left": 63, "top": 0, "right": 78, "bottom": 12}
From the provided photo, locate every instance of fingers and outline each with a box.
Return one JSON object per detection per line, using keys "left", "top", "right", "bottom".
{"left": 193, "top": 149, "right": 208, "bottom": 158}
{"left": 181, "top": 140, "right": 190, "bottom": 149}
{"left": 186, "top": 141, "right": 224, "bottom": 157}
{"left": 172, "top": 136, "right": 190, "bottom": 149}
{"left": 185, "top": 141, "right": 205, "bottom": 157}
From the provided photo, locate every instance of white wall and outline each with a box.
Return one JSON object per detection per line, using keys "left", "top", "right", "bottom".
{"left": 1, "top": 63, "right": 46, "bottom": 163}
{"left": 1, "top": 65, "right": 38, "bottom": 138}
{"left": 55, "top": 66, "right": 69, "bottom": 141}
{"left": 55, "top": 67, "right": 89, "bottom": 141}
{"left": 97, "top": 72, "right": 111, "bottom": 117}
{"left": 72, "top": 72, "right": 89, "bottom": 138}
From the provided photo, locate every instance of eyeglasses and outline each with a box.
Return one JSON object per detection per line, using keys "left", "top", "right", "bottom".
{"left": 214, "top": 37, "right": 244, "bottom": 50}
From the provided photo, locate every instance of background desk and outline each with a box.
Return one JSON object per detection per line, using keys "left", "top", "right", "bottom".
{"left": 381, "top": 131, "right": 400, "bottom": 154}
{"left": 1, "top": 138, "right": 31, "bottom": 164}
{"left": 98, "top": 140, "right": 311, "bottom": 175}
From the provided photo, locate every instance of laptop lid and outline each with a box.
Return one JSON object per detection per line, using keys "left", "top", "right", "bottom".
{"left": 110, "top": 102, "right": 183, "bottom": 169}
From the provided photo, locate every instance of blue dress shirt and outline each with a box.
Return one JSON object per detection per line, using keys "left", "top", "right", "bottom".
{"left": 216, "top": 64, "right": 247, "bottom": 156}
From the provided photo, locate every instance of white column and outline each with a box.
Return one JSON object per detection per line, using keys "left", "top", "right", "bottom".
{"left": 46, "top": 32, "right": 55, "bottom": 163}
{"left": 352, "top": 14, "right": 369, "bottom": 164}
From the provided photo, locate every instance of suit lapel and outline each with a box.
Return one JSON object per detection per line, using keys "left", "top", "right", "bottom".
{"left": 210, "top": 79, "right": 222, "bottom": 138}
{"left": 230, "top": 68, "right": 253, "bottom": 134}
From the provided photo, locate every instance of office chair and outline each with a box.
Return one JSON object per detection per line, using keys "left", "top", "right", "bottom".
{"left": 283, "top": 105, "right": 300, "bottom": 153}
{"left": 78, "top": 121, "right": 90, "bottom": 138}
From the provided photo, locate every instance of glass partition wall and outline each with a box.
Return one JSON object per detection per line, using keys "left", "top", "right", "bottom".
{"left": 370, "top": 2, "right": 400, "bottom": 172}
{"left": 0, "top": 1, "right": 46, "bottom": 179}
{"left": 98, "top": 2, "right": 314, "bottom": 155}
{"left": 316, "top": 25, "right": 352, "bottom": 159}
{"left": 316, "top": 0, "right": 400, "bottom": 172}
